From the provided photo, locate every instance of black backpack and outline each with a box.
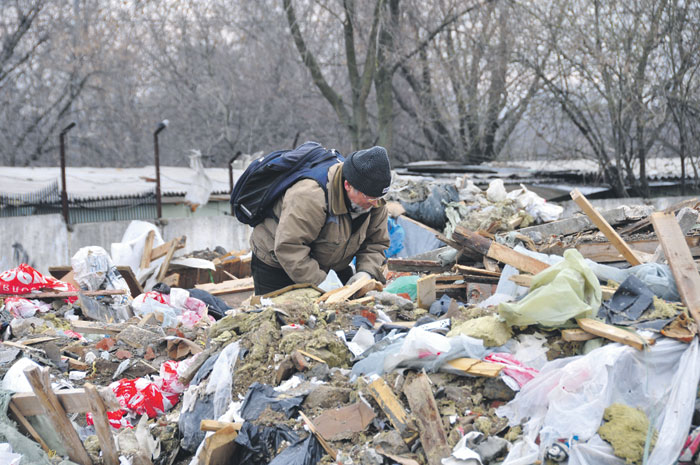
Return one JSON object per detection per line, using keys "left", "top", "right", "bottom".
{"left": 230, "top": 141, "right": 344, "bottom": 226}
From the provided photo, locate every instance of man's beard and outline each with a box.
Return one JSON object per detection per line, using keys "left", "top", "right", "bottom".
{"left": 350, "top": 200, "right": 371, "bottom": 214}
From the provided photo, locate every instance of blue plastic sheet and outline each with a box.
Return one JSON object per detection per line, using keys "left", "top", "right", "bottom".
{"left": 385, "top": 217, "right": 405, "bottom": 258}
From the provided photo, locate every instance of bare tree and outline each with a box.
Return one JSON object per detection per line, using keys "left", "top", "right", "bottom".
{"left": 523, "top": 0, "right": 673, "bottom": 197}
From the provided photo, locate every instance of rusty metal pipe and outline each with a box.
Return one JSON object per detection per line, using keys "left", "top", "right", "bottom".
{"left": 153, "top": 120, "right": 168, "bottom": 219}
{"left": 59, "top": 122, "right": 76, "bottom": 225}
{"left": 228, "top": 151, "right": 242, "bottom": 215}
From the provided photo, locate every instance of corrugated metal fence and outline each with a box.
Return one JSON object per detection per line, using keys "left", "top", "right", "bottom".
{"left": 0, "top": 181, "right": 157, "bottom": 223}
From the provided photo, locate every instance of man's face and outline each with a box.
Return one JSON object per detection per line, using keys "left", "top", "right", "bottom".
{"left": 344, "top": 180, "right": 381, "bottom": 211}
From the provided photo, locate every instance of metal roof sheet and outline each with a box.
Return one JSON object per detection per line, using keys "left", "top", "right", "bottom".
{"left": 0, "top": 166, "right": 242, "bottom": 200}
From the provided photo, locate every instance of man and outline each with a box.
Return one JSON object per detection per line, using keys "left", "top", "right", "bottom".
{"left": 250, "top": 146, "right": 392, "bottom": 295}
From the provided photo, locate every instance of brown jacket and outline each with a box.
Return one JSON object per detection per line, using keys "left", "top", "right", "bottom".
{"left": 250, "top": 163, "right": 389, "bottom": 286}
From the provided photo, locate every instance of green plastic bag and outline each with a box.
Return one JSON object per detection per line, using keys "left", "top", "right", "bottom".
{"left": 499, "top": 249, "right": 601, "bottom": 327}
{"left": 385, "top": 275, "right": 419, "bottom": 301}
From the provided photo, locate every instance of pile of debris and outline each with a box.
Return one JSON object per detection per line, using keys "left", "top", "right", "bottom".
{"left": 0, "top": 184, "right": 699, "bottom": 465}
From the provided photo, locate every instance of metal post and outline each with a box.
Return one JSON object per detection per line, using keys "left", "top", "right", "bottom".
{"left": 228, "top": 151, "right": 242, "bottom": 216}
{"left": 59, "top": 122, "right": 76, "bottom": 225}
{"left": 153, "top": 120, "right": 168, "bottom": 219}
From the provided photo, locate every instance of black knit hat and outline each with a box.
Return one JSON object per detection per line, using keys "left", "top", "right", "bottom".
{"left": 342, "top": 146, "right": 392, "bottom": 198}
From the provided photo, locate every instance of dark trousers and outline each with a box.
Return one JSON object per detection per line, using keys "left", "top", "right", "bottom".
{"left": 252, "top": 254, "right": 353, "bottom": 295}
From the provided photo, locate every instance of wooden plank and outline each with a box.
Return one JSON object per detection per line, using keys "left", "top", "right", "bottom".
{"left": 324, "top": 276, "right": 374, "bottom": 304}
{"left": 403, "top": 373, "right": 450, "bottom": 465}
{"left": 8, "top": 401, "right": 51, "bottom": 453}
{"left": 70, "top": 320, "right": 126, "bottom": 336}
{"left": 561, "top": 328, "right": 598, "bottom": 342}
{"left": 161, "top": 273, "right": 180, "bottom": 287}
{"left": 347, "top": 295, "right": 374, "bottom": 306}
{"left": 570, "top": 189, "right": 643, "bottom": 266}
{"left": 416, "top": 274, "right": 437, "bottom": 309}
{"left": 299, "top": 411, "right": 337, "bottom": 461}
{"left": 367, "top": 378, "right": 416, "bottom": 443}
{"left": 200, "top": 419, "right": 243, "bottom": 432}
{"left": 157, "top": 240, "right": 179, "bottom": 282}
{"left": 23, "top": 366, "right": 93, "bottom": 465}
{"left": 200, "top": 424, "right": 238, "bottom": 465}
{"left": 9, "top": 289, "right": 127, "bottom": 299}
{"left": 651, "top": 212, "right": 700, "bottom": 326}
{"left": 20, "top": 336, "right": 58, "bottom": 345}
{"left": 444, "top": 358, "right": 503, "bottom": 377}
{"left": 577, "top": 318, "right": 650, "bottom": 351}
{"left": 140, "top": 230, "right": 156, "bottom": 269}
{"left": 452, "top": 264, "right": 501, "bottom": 277}
{"left": 12, "top": 388, "right": 120, "bottom": 416}
{"left": 451, "top": 226, "right": 492, "bottom": 256}
{"left": 387, "top": 259, "right": 451, "bottom": 273}
{"left": 84, "top": 383, "right": 119, "bottom": 465}
{"left": 195, "top": 277, "right": 255, "bottom": 295}
{"left": 150, "top": 235, "right": 186, "bottom": 262}
{"left": 487, "top": 242, "right": 550, "bottom": 275}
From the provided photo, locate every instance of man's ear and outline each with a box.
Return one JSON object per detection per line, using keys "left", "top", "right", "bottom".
{"left": 343, "top": 180, "right": 351, "bottom": 192}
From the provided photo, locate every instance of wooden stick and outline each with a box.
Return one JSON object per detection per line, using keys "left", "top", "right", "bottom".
{"left": 570, "top": 189, "right": 643, "bottom": 266}
{"left": 140, "top": 230, "right": 156, "bottom": 269}
{"left": 23, "top": 366, "right": 93, "bottom": 465}
{"left": 299, "top": 411, "right": 337, "bottom": 460}
{"left": 150, "top": 236, "right": 186, "bottom": 262}
{"left": 84, "top": 383, "right": 119, "bottom": 465}
{"left": 8, "top": 401, "right": 52, "bottom": 454}
{"left": 9, "top": 289, "right": 127, "bottom": 299}
{"left": 444, "top": 358, "right": 503, "bottom": 377}
{"left": 157, "top": 240, "right": 179, "bottom": 282}
{"left": 561, "top": 328, "right": 599, "bottom": 342}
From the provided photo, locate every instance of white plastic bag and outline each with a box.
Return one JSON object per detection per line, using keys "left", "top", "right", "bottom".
{"left": 318, "top": 269, "right": 343, "bottom": 292}
{"left": 486, "top": 179, "right": 507, "bottom": 203}
{"left": 206, "top": 341, "right": 241, "bottom": 419}
{"left": 2, "top": 358, "right": 41, "bottom": 393}
{"left": 71, "top": 246, "right": 112, "bottom": 291}
{"left": 184, "top": 150, "right": 213, "bottom": 210}
{"left": 111, "top": 220, "right": 165, "bottom": 278}
{"left": 498, "top": 338, "right": 700, "bottom": 465}
{"left": 384, "top": 327, "right": 452, "bottom": 373}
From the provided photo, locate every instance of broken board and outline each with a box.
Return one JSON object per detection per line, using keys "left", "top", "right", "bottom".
{"left": 403, "top": 373, "right": 450, "bottom": 465}
{"left": 650, "top": 211, "right": 700, "bottom": 329}
{"left": 570, "top": 189, "right": 643, "bottom": 266}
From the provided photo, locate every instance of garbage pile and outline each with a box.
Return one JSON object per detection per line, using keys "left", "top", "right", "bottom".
{"left": 0, "top": 183, "right": 699, "bottom": 465}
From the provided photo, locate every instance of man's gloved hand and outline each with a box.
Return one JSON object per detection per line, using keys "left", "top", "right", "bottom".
{"left": 318, "top": 269, "right": 343, "bottom": 292}
{"left": 346, "top": 271, "right": 371, "bottom": 286}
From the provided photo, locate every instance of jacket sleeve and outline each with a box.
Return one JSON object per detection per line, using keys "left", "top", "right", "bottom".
{"left": 355, "top": 205, "right": 390, "bottom": 283}
{"left": 273, "top": 180, "right": 328, "bottom": 286}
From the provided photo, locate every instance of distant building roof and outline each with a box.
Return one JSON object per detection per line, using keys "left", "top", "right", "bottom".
{"left": 0, "top": 166, "right": 243, "bottom": 200}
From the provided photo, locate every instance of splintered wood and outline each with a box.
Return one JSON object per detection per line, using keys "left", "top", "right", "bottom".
{"left": 318, "top": 276, "right": 382, "bottom": 304}
{"left": 403, "top": 373, "right": 450, "bottom": 465}
{"left": 451, "top": 226, "right": 549, "bottom": 275}
{"left": 367, "top": 378, "right": 417, "bottom": 443}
